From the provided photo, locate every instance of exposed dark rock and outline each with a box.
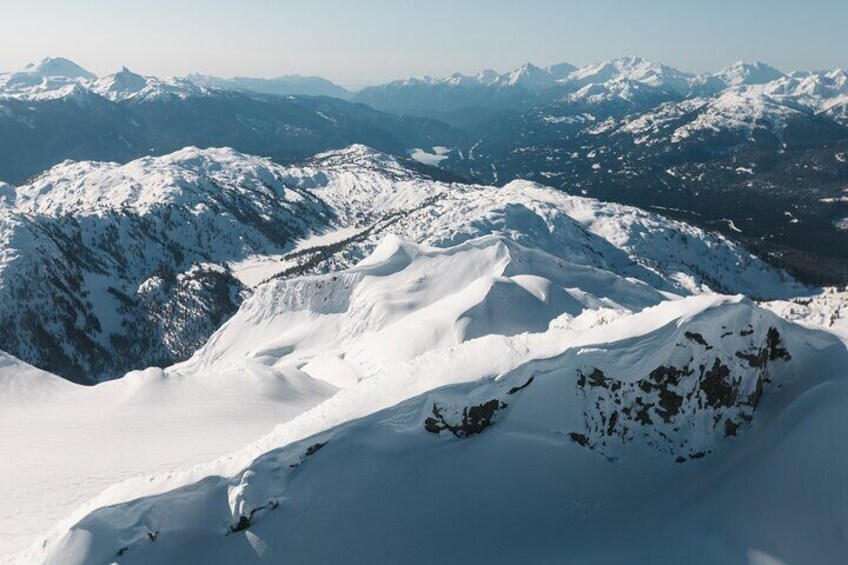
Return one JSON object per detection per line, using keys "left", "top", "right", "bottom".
{"left": 230, "top": 515, "right": 251, "bottom": 533}
{"left": 735, "top": 349, "right": 768, "bottom": 368}
{"left": 577, "top": 368, "right": 609, "bottom": 388}
{"left": 699, "top": 359, "right": 734, "bottom": 408}
{"left": 571, "top": 324, "right": 793, "bottom": 460}
{"left": 305, "top": 442, "right": 327, "bottom": 457}
{"left": 766, "top": 327, "right": 791, "bottom": 361}
{"left": 746, "top": 375, "right": 764, "bottom": 408}
{"left": 724, "top": 418, "right": 740, "bottom": 437}
{"left": 228, "top": 499, "right": 280, "bottom": 534}
{"left": 424, "top": 399, "right": 507, "bottom": 438}
{"left": 569, "top": 432, "right": 589, "bottom": 446}
{"left": 507, "top": 376, "right": 535, "bottom": 395}
{"left": 684, "top": 331, "right": 712, "bottom": 349}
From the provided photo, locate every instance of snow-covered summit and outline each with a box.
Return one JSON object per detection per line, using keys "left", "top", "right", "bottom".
{"left": 0, "top": 57, "right": 97, "bottom": 98}
{"left": 0, "top": 144, "right": 808, "bottom": 384}
{"left": 14, "top": 146, "right": 297, "bottom": 215}
{"left": 90, "top": 66, "right": 149, "bottom": 100}
{"left": 505, "top": 63, "right": 558, "bottom": 92}
{"left": 25, "top": 56, "right": 97, "bottom": 81}
{"left": 716, "top": 61, "right": 785, "bottom": 87}
{"left": 563, "top": 56, "right": 694, "bottom": 95}
{"left": 13, "top": 260, "right": 846, "bottom": 565}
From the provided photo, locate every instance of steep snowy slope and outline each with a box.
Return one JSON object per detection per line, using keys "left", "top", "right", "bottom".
{"left": 0, "top": 229, "right": 665, "bottom": 558}
{"left": 16, "top": 292, "right": 847, "bottom": 565}
{"left": 187, "top": 235, "right": 666, "bottom": 383}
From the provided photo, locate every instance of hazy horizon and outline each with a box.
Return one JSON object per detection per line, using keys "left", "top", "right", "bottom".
{"left": 2, "top": 0, "right": 847, "bottom": 89}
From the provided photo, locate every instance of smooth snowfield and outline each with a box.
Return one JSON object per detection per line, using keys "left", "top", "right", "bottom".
{"left": 0, "top": 353, "right": 335, "bottom": 557}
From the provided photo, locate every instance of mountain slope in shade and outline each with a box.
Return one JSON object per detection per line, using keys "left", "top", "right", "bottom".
{"left": 186, "top": 73, "right": 351, "bottom": 99}
{"left": 0, "top": 227, "right": 663, "bottom": 556}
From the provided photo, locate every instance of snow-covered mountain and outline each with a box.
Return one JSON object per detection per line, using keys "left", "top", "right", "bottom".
{"left": 689, "top": 61, "right": 786, "bottom": 96}
{"left": 90, "top": 67, "right": 211, "bottom": 102}
{"left": 3, "top": 55, "right": 848, "bottom": 285}
{"left": 0, "top": 144, "right": 805, "bottom": 385}
{"left": 565, "top": 56, "right": 694, "bottom": 96}
{"left": 4, "top": 238, "right": 846, "bottom": 564}
{"left": 0, "top": 57, "right": 96, "bottom": 98}
{"left": 0, "top": 58, "right": 459, "bottom": 184}
{"left": 1, "top": 141, "right": 846, "bottom": 563}
{"left": 351, "top": 62, "right": 568, "bottom": 123}
{"left": 0, "top": 147, "right": 334, "bottom": 382}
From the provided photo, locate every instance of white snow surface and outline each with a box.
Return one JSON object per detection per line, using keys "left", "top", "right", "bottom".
{"left": 0, "top": 350, "right": 335, "bottom": 557}
{"left": 10, "top": 287, "right": 848, "bottom": 564}
{"left": 1, "top": 144, "right": 843, "bottom": 564}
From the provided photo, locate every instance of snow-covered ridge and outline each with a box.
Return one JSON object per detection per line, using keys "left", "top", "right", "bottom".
{"left": 14, "top": 146, "right": 308, "bottom": 215}
{"left": 0, "top": 58, "right": 214, "bottom": 102}
{"left": 90, "top": 67, "right": 214, "bottom": 102}
{"left": 14, "top": 287, "right": 847, "bottom": 564}
{"left": 0, "top": 144, "right": 809, "bottom": 384}
{"left": 1, "top": 143, "right": 845, "bottom": 563}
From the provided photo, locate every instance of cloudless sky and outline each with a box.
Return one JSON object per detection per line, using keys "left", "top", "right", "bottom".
{"left": 1, "top": 0, "right": 846, "bottom": 88}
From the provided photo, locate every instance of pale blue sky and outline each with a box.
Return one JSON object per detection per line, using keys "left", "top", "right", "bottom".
{"left": 1, "top": 0, "right": 846, "bottom": 88}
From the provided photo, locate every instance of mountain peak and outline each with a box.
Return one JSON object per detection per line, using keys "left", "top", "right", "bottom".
{"left": 30, "top": 57, "right": 96, "bottom": 81}
{"left": 507, "top": 62, "right": 556, "bottom": 91}
{"left": 568, "top": 56, "right": 692, "bottom": 95}
{"left": 717, "top": 61, "right": 785, "bottom": 86}
{"left": 91, "top": 67, "right": 149, "bottom": 100}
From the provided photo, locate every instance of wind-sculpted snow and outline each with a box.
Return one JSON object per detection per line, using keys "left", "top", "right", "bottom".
{"left": 16, "top": 294, "right": 847, "bottom": 565}
{"left": 0, "top": 347, "right": 336, "bottom": 558}
{"left": 0, "top": 145, "right": 806, "bottom": 382}
{"left": 1, "top": 181, "right": 844, "bottom": 562}
{"left": 182, "top": 235, "right": 666, "bottom": 383}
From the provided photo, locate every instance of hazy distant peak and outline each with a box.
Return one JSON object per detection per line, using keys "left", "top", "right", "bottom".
{"left": 26, "top": 57, "right": 97, "bottom": 81}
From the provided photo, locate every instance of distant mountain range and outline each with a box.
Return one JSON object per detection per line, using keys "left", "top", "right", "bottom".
{"left": 0, "top": 59, "right": 457, "bottom": 185}
{"left": 186, "top": 72, "right": 352, "bottom": 99}
{"left": 2, "top": 56, "right": 848, "bottom": 285}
